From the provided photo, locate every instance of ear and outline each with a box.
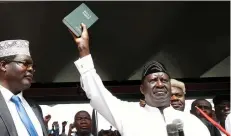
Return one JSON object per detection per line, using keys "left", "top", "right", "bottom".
{"left": 140, "top": 84, "right": 144, "bottom": 95}
{"left": 0, "top": 60, "right": 7, "bottom": 72}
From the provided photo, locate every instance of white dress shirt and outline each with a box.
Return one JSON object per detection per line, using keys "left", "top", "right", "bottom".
{"left": 72, "top": 133, "right": 94, "bottom": 136}
{"left": 225, "top": 113, "right": 231, "bottom": 135}
{"left": 0, "top": 85, "right": 43, "bottom": 136}
{"left": 74, "top": 55, "right": 211, "bottom": 136}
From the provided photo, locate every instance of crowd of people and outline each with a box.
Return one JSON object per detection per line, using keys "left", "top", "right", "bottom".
{"left": 43, "top": 111, "right": 121, "bottom": 136}
{"left": 0, "top": 22, "right": 229, "bottom": 136}
{"left": 44, "top": 23, "right": 231, "bottom": 136}
{"left": 43, "top": 90, "right": 230, "bottom": 136}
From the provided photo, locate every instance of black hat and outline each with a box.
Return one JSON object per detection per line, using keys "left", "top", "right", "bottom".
{"left": 141, "top": 61, "right": 170, "bottom": 81}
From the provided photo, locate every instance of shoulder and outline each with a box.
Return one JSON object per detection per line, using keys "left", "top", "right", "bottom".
{"left": 119, "top": 101, "right": 153, "bottom": 117}
{"left": 25, "top": 98, "right": 43, "bottom": 114}
{"left": 172, "top": 110, "right": 208, "bottom": 128}
{"left": 25, "top": 98, "right": 39, "bottom": 107}
{"left": 120, "top": 101, "right": 141, "bottom": 110}
{"left": 182, "top": 112, "right": 203, "bottom": 124}
{"left": 183, "top": 113, "right": 210, "bottom": 135}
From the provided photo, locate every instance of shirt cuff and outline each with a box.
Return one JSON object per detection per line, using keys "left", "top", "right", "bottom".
{"left": 74, "top": 54, "right": 94, "bottom": 75}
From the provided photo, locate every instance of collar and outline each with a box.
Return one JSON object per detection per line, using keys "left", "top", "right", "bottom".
{"left": 75, "top": 133, "right": 94, "bottom": 136}
{"left": 0, "top": 84, "right": 23, "bottom": 102}
{"left": 144, "top": 104, "right": 174, "bottom": 113}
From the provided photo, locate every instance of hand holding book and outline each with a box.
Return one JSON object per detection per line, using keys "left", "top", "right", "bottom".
{"left": 69, "top": 23, "right": 90, "bottom": 58}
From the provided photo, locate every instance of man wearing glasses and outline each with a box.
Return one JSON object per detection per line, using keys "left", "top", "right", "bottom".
{"left": 0, "top": 40, "right": 48, "bottom": 136}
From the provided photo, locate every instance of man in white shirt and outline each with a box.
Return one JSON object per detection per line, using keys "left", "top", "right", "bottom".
{"left": 70, "top": 23, "right": 210, "bottom": 136}
{"left": 225, "top": 113, "right": 231, "bottom": 135}
{"left": 0, "top": 40, "right": 48, "bottom": 136}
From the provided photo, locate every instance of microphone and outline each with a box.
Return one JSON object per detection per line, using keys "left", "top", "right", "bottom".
{"left": 167, "top": 124, "right": 179, "bottom": 136}
{"left": 173, "top": 119, "right": 184, "bottom": 136}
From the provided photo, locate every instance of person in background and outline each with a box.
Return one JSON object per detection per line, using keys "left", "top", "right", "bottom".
{"left": 0, "top": 40, "right": 48, "bottom": 136}
{"left": 68, "top": 110, "right": 93, "bottom": 136}
{"left": 213, "top": 94, "right": 230, "bottom": 136}
{"left": 71, "top": 23, "right": 210, "bottom": 136}
{"left": 44, "top": 114, "right": 52, "bottom": 129}
{"left": 98, "top": 126, "right": 121, "bottom": 136}
{"left": 190, "top": 99, "right": 221, "bottom": 136}
{"left": 51, "top": 121, "right": 60, "bottom": 136}
{"left": 68, "top": 123, "right": 75, "bottom": 136}
{"left": 60, "top": 121, "right": 68, "bottom": 136}
{"left": 98, "top": 130, "right": 121, "bottom": 136}
{"left": 139, "top": 99, "right": 146, "bottom": 107}
{"left": 170, "top": 79, "right": 186, "bottom": 111}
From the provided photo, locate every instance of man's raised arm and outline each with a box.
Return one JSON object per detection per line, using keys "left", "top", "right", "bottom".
{"left": 70, "top": 23, "right": 125, "bottom": 132}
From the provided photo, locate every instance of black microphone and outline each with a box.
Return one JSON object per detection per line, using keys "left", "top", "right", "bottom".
{"left": 173, "top": 119, "right": 184, "bottom": 136}
{"left": 167, "top": 124, "right": 179, "bottom": 136}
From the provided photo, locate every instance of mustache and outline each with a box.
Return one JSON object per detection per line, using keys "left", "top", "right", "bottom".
{"left": 170, "top": 99, "right": 183, "bottom": 105}
{"left": 152, "top": 86, "right": 168, "bottom": 91}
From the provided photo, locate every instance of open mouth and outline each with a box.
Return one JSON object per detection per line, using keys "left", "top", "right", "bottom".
{"left": 80, "top": 126, "right": 89, "bottom": 129}
{"left": 153, "top": 89, "right": 167, "bottom": 94}
{"left": 171, "top": 104, "right": 182, "bottom": 108}
{"left": 153, "top": 90, "right": 168, "bottom": 98}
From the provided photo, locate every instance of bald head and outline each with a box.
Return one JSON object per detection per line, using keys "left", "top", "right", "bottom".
{"left": 190, "top": 99, "right": 212, "bottom": 118}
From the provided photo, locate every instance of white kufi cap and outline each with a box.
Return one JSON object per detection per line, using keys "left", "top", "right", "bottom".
{"left": 0, "top": 40, "right": 30, "bottom": 57}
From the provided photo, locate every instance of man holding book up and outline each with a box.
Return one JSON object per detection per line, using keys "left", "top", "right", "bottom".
{"left": 69, "top": 23, "right": 211, "bottom": 136}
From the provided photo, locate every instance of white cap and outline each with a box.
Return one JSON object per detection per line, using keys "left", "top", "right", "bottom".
{"left": 171, "top": 79, "right": 186, "bottom": 94}
{"left": 0, "top": 40, "right": 30, "bottom": 58}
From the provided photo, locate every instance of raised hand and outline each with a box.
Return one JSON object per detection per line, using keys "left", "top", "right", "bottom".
{"left": 44, "top": 114, "right": 51, "bottom": 125}
{"left": 69, "top": 23, "right": 90, "bottom": 58}
{"left": 62, "top": 121, "right": 67, "bottom": 127}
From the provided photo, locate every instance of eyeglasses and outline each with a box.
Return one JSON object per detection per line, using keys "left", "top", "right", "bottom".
{"left": 6, "top": 60, "right": 36, "bottom": 72}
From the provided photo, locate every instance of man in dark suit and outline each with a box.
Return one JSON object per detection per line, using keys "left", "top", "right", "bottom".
{"left": 190, "top": 99, "right": 221, "bottom": 136}
{"left": 0, "top": 40, "right": 48, "bottom": 136}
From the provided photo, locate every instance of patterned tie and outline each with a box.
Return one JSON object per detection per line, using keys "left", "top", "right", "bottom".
{"left": 11, "top": 95, "right": 38, "bottom": 136}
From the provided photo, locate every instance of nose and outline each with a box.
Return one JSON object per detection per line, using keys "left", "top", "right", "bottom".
{"left": 171, "top": 95, "right": 178, "bottom": 101}
{"left": 26, "top": 65, "right": 35, "bottom": 73}
{"left": 80, "top": 119, "right": 87, "bottom": 123}
{"left": 156, "top": 79, "right": 164, "bottom": 87}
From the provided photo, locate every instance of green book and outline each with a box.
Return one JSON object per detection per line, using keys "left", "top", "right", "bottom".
{"left": 63, "top": 3, "right": 99, "bottom": 37}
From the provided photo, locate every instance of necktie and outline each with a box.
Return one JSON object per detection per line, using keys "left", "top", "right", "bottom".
{"left": 11, "top": 95, "right": 38, "bottom": 136}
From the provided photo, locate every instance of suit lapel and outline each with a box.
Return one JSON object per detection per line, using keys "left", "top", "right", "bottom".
{"left": 29, "top": 101, "right": 48, "bottom": 136}
{"left": 0, "top": 91, "right": 18, "bottom": 136}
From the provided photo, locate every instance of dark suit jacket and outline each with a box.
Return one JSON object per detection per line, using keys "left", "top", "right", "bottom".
{"left": 0, "top": 91, "right": 48, "bottom": 136}
{"left": 200, "top": 118, "right": 222, "bottom": 136}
